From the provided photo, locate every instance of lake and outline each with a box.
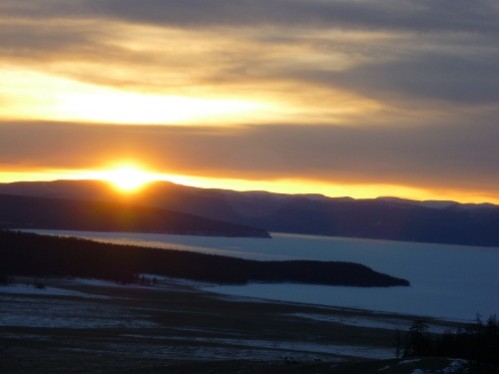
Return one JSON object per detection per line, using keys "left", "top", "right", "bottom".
{"left": 28, "top": 230, "right": 499, "bottom": 321}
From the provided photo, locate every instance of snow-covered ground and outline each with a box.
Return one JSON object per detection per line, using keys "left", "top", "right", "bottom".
{"left": 0, "top": 279, "right": 160, "bottom": 329}
{"left": 1, "top": 278, "right": 397, "bottom": 361}
{"left": 0, "top": 275, "right": 470, "bottom": 362}
{"left": 0, "top": 283, "right": 106, "bottom": 298}
{"left": 0, "top": 295, "right": 156, "bottom": 328}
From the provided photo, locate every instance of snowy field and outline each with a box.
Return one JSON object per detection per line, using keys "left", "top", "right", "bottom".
{"left": 23, "top": 230, "right": 499, "bottom": 321}
{"left": 0, "top": 281, "right": 156, "bottom": 329}
{"left": 0, "top": 276, "right": 408, "bottom": 362}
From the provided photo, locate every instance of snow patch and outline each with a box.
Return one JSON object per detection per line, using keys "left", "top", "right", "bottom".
{"left": 400, "top": 359, "right": 421, "bottom": 365}
{"left": 411, "top": 370, "right": 427, "bottom": 374}
{"left": 443, "top": 359, "right": 466, "bottom": 373}
{"left": 66, "top": 276, "right": 210, "bottom": 291}
{"left": 0, "top": 283, "right": 106, "bottom": 299}
{"left": 0, "top": 296, "right": 156, "bottom": 329}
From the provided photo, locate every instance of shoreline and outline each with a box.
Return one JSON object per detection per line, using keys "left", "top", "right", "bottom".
{"left": 1, "top": 275, "right": 464, "bottom": 373}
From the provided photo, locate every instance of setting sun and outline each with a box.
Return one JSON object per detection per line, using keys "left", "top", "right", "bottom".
{"left": 101, "top": 165, "right": 158, "bottom": 193}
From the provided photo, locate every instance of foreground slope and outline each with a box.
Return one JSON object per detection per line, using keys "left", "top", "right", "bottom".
{"left": 0, "top": 275, "right": 465, "bottom": 373}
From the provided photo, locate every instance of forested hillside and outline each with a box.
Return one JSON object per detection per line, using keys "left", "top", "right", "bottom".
{"left": 0, "top": 230, "right": 409, "bottom": 287}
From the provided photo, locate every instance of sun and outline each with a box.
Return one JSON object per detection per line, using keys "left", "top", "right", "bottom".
{"left": 103, "top": 165, "right": 157, "bottom": 193}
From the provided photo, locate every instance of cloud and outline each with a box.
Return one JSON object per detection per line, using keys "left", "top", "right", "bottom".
{"left": 122, "top": 0, "right": 497, "bottom": 35}
{"left": 1, "top": 120, "right": 498, "bottom": 195}
{"left": 298, "top": 51, "right": 499, "bottom": 104}
{"left": 2, "top": 0, "right": 498, "bottom": 107}
{"left": 0, "top": 21, "right": 98, "bottom": 58}
{"left": 3, "top": 0, "right": 498, "bottom": 34}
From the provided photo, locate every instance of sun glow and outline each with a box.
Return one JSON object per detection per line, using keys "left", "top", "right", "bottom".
{"left": 0, "top": 67, "right": 270, "bottom": 125}
{"left": 56, "top": 91, "right": 268, "bottom": 125}
{"left": 1, "top": 168, "right": 498, "bottom": 204}
{"left": 98, "top": 165, "right": 159, "bottom": 193}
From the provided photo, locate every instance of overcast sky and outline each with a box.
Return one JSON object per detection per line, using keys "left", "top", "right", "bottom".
{"left": 1, "top": 0, "right": 498, "bottom": 202}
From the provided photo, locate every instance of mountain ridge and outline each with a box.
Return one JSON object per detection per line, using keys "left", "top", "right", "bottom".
{"left": 1, "top": 180, "right": 499, "bottom": 247}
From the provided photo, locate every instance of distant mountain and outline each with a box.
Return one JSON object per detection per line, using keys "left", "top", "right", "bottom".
{"left": 0, "top": 194, "right": 270, "bottom": 238}
{"left": 1, "top": 180, "right": 499, "bottom": 247}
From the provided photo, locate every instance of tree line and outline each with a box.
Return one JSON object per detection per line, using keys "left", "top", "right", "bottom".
{"left": 0, "top": 230, "right": 409, "bottom": 287}
{"left": 404, "top": 315, "right": 499, "bottom": 371}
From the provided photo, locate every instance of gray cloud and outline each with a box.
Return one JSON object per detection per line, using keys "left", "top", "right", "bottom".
{"left": 368, "top": 53, "right": 499, "bottom": 103}
{"left": 2, "top": 0, "right": 499, "bottom": 34}
{"left": 291, "top": 50, "right": 499, "bottom": 104}
{"left": 0, "top": 22, "right": 103, "bottom": 63}
{"left": 70, "top": 0, "right": 499, "bottom": 35}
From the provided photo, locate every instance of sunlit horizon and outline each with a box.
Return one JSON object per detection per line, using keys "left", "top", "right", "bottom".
{"left": 89, "top": 165, "right": 160, "bottom": 193}
{"left": 1, "top": 166, "right": 498, "bottom": 205}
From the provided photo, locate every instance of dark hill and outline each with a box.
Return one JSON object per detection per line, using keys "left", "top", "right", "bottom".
{"left": 0, "top": 194, "right": 270, "bottom": 238}
{"left": 1, "top": 180, "right": 499, "bottom": 246}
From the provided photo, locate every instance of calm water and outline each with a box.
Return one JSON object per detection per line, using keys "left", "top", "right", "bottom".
{"left": 29, "top": 230, "right": 499, "bottom": 321}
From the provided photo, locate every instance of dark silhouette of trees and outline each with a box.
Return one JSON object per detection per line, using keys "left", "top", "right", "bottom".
{"left": 395, "top": 329, "right": 402, "bottom": 358}
{"left": 404, "top": 319, "right": 432, "bottom": 357}
{"left": 0, "top": 230, "right": 409, "bottom": 287}
{"left": 404, "top": 315, "right": 499, "bottom": 371}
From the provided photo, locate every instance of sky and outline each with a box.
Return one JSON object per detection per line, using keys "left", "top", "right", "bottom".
{"left": 1, "top": 0, "right": 499, "bottom": 203}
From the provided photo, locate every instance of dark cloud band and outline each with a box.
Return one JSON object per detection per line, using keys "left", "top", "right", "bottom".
{"left": 1, "top": 120, "right": 498, "bottom": 193}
